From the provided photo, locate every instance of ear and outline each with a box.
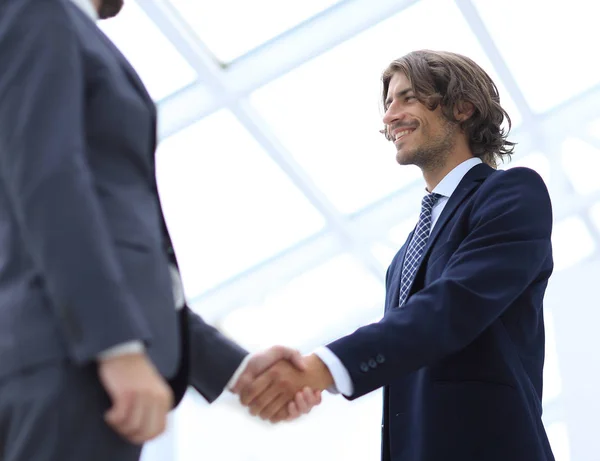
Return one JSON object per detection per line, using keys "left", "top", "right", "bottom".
{"left": 454, "top": 101, "right": 475, "bottom": 122}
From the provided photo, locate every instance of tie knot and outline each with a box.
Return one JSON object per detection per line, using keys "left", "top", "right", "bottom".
{"left": 421, "top": 192, "right": 442, "bottom": 211}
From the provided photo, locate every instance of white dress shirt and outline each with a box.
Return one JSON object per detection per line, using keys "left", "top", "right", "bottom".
{"left": 315, "top": 157, "right": 483, "bottom": 396}
{"left": 70, "top": 0, "right": 98, "bottom": 20}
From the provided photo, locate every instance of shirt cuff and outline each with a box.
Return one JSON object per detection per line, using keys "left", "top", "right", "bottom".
{"left": 226, "top": 353, "right": 253, "bottom": 391}
{"left": 169, "top": 264, "right": 185, "bottom": 310}
{"left": 313, "top": 346, "right": 354, "bottom": 396}
{"left": 97, "top": 340, "right": 145, "bottom": 360}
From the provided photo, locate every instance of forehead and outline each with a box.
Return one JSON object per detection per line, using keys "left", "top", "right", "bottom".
{"left": 386, "top": 71, "right": 411, "bottom": 95}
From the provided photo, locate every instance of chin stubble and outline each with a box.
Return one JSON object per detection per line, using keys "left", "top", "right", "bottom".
{"left": 399, "top": 121, "right": 456, "bottom": 172}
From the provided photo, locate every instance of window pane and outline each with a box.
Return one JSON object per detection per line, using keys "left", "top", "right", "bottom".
{"left": 99, "top": 1, "right": 197, "bottom": 101}
{"left": 156, "top": 110, "right": 326, "bottom": 298}
{"left": 561, "top": 138, "right": 600, "bottom": 196}
{"left": 473, "top": 0, "right": 600, "bottom": 113}
{"left": 168, "top": 0, "right": 342, "bottom": 62}
{"left": 505, "top": 151, "right": 551, "bottom": 187}
{"left": 251, "top": 0, "right": 520, "bottom": 214}
{"left": 220, "top": 253, "right": 384, "bottom": 350}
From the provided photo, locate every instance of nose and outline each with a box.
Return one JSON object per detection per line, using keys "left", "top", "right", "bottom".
{"left": 382, "top": 104, "right": 405, "bottom": 126}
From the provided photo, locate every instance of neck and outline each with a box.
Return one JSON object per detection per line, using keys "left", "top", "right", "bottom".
{"left": 422, "top": 150, "right": 474, "bottom": 192}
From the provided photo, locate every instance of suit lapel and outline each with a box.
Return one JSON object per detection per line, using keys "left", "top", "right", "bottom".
{"left": 402, "top": 163, "right": 494, "bottom": 302}
{"left": 91, "top": 26, "right": 158, "bottom": 156}
{"left": 94, "top": 28, "right": 156, "bottom": 113}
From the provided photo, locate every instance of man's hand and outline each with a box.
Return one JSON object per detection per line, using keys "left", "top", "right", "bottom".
{"left": 239, "top": 354, "right": 333, "bottom": 423}
{"left": 231, "top": 345, "right": 306, "bottom": 395}
{"left": 98, "top": 353, "right": 173, "bottom": 445}
{"left": 231, "top": 346, "right": 323, "bottom": 422}
{"left": 286, "top": 386, "right": 322, "bottom": 421}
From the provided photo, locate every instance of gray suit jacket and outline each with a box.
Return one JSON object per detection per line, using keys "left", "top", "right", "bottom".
{"left": 0, "top": 0, "right": 246, "bottom": 404}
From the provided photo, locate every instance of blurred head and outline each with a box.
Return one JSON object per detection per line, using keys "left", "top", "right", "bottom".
{"left": 98, "top": 0, "right": 124, "bottom": 19}
{"left": 381, "top": 50, "right": 514, "bottom": 169}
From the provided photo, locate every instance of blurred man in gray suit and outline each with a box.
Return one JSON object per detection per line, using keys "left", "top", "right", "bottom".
{"left": 0, "top": 1, "right": 319, "bottom": 460}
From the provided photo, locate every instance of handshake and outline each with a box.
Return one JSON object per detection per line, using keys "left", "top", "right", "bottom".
{"left": 98, "top": 345, "right": 336, "bottom": 445}
{"left": 231, "top": 345, "right": 335, "bottom": 423}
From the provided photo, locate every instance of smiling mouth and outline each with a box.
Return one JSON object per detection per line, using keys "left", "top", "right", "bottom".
{"left": 393, "top": 128, "right": 416, "bottom": 144}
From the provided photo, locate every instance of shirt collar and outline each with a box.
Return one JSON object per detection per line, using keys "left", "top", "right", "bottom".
{"left": 70, "top": 0, "right": 99, "bottom": 21}
{"left": 431, "top": 157, "right": 483, "bottom": 198}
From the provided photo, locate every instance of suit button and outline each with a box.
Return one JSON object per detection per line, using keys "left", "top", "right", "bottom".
{"left": 360, "top": 362, "right": 369, "bottom": 373}
{"left": 376, "top": 354, "right": 385, "bottom": 364}
{"left": 368, "top": 359, "right": 377, "bottom": 368}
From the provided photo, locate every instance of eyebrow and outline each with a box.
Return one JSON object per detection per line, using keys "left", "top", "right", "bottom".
{"left": 384, "top": 88, "right": 414, "bottom": 109}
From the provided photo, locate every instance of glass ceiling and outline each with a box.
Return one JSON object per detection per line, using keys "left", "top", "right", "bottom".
{"left": 156, "top": 109, "right": 326, "bottom": 297}
{"left": 98, "top": 1, "right": 600, "bottom": 460}
{"left": 251, "top": 0, "right": 522, "bottom": 214}
{"left": 168, "top": 0, "right": 344, "bottom": 63}
{"left": 473, "top": 0, "right": 600, "bottom": 114}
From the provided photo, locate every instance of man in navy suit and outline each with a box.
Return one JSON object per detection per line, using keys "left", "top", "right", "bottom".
{"left": 238, "top": 50, "right": 556, "bottom": 461}
{"left": 0, "top": 1, "right": 319, "bottom": 460}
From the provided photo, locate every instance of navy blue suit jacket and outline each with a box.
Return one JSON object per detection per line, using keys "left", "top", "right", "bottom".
{"left": 0, "top": 0, "right": 246, "bottom": 405}
{"left": 328, "top": 164, "right": 555, "bottom": 461}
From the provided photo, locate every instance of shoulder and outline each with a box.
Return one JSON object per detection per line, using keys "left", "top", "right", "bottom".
{"left": 0, "top": 0, "right": 82, "bottom": 56}
{"left": 470, "top": 165, "right": 553, "bottom": 229}
{"left": 0, "top": 0, "right": 73, "bottom": 24}
{"left": 477, "top": 166, "right": 550, "bottom": 203}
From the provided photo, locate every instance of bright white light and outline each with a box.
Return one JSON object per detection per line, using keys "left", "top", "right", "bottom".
{"left": 561, "top": 138, "right": 600, "bottom": 195}
{"left": 590, "top": 202, "right": 600, "bottom": 232}
{"left": 551, "top": 216, "right": 595, "bottom": 272}
{"left": 168, "top": 0, "right": 342, "bottom": 62}
{"left": 546, "top": 422, "right": 571, "bottom": 461}
{"left": 156, "top": 110, "right": 326, "bottom": 297}
{"left": 220, "top": 253, "right": 384, "bottom": 350}
{"left": 473, "top": 0, "right": 600, "bottom": 113}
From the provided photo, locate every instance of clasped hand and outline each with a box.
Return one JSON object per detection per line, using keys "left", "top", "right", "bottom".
{"left": 232, "top": 346, "right": 332, "bottom": 423}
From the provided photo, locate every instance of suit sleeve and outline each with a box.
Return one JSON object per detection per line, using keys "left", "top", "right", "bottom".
{"left": 0, "top": 0, "right": 152, "bottom": 363}
{"left": 187, "top": 309, "right": 248, "bottom": 403}
{"left": 327, "top": 167, "right": 553, "bottom": 399}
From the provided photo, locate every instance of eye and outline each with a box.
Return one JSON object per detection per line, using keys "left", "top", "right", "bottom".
{"left": 406, "top": 95, "right": 416, "bottom": 102}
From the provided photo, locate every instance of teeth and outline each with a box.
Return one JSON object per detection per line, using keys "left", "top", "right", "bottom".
{"left": 394, "top": 130, "right": 412, "bottom": 141}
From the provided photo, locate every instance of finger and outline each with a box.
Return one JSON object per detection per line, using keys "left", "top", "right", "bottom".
{"left": 131, "top": 400, "right": 165, "bottom": 444}
{"left": 286, "top": 400, "right": 300, "bottom": 421}
{"left": 128, "top": 398, "right": 155, "bottom": 444}
{"left": 105, "top": 390, "right": 134, "bottom": 427}
{"left": 231, "top": 371, "right": 252, "bottom": 395}
{"left": 118, "top": 393, "right": 146, "bottom": 439}
{"left": 314, "top": 390, "right": 322, "bottom": 405}
{"left": 240, "top": 374, "right": 272, "bottom": 407}
{"left": 269, "top": 346, "right": 306, "bottom": 371}
{"left": 305, "top": 388, "right": 322, "bottom": 410}
{"left": 294, "top": 388, "right": 310, "bottom": 414}
{"left": 283, "top": 348, "right": 306, "bottom": 371}
{"left": 262, "top": 393, "right": 291, "bottom": 422}
{"left": 249, "top": 383, "right": 282, "bottom": 417}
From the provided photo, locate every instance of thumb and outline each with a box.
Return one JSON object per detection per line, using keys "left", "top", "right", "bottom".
{"left": 276, "top": 346, "right": 306, "bottom": 371}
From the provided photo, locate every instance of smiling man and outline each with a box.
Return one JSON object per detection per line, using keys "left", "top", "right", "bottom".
{"left": 238, "top": 50, "right": 556, "bottom": 461}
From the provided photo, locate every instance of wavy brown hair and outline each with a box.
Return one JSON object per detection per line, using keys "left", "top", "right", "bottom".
{"left": 382, "top": 50, "right": 515, "bottom": 168}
